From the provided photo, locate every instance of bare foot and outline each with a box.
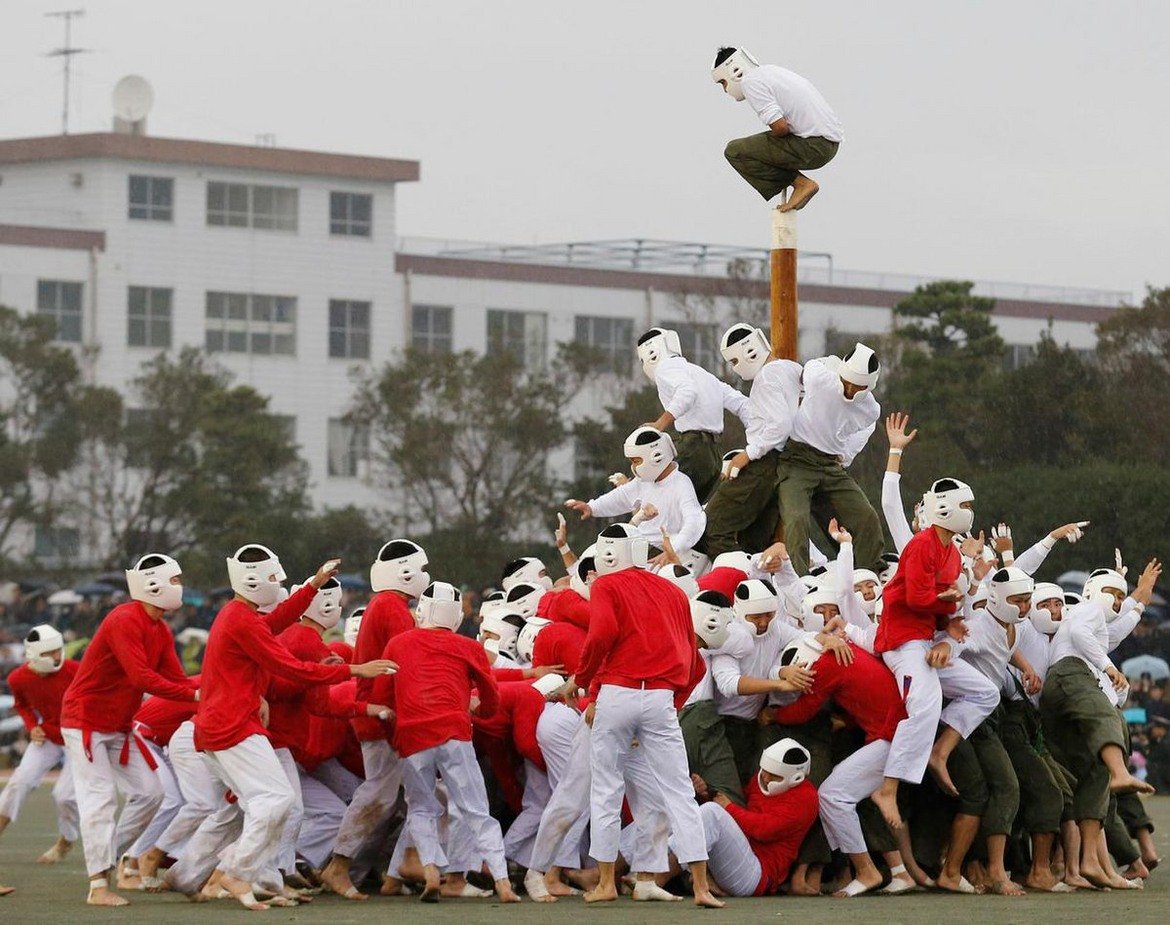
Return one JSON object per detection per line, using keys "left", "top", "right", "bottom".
{"left": 871, "top": 787, "right": 904, "bottom": 830}
{"left": 380, "top": 876, "right": 404, "bottom": 896}
{"left": 986, "top": 877, "right": 1025, "bottom": 896}
{"left": 694, "top": 889, "right": 725, "bottom": 908}
{"left": 832, "top": 869, "right": 883, "bottom": 898}
{"left": 547, "top": 879, "right": 578, "bottom": 897}
{"left": 0, "top": 885, "right": 14, "bottom": 897}
{"left": 564, "top": 867, "right": 600, "bottom": 891}
{"left": 584, "top": 884, "right": 618, "bottom": 903}
{"left": 927, "top": 753, "right": 960, "bottom": 798}
{"left": 37, "top": 837, "right": 73, "bottom": 864}
{"left": 1063, "top": 873, "right": 1092, "bottom": 890}
{"left": 88, "top": 883, "right": 131, "bottom": 907}
{"left": 788, "top": 881, "right": 820, "bottom": 896}
{"left": 420, "top": 865, "right": 441, "bottom": 903}
{"left": 496, "top": 879, "right": 522, "bottom": 903}
{"left": 935, "top": 871, "right": 974, "bottom": 894}
{"left": 1142, "top": 853, "right": 1161, "bottom": 871}
{"left": 1025, "top": 869, "right": 1061, "bottom": 891}
{"left": 320, "top": 861, "right": 368, "bottom": 901}
{"left": 1078, "top": 860, "right": 1114, "bottom": 890}
{"left": 778, "top": 175, "right": 820, "bottom": 213}
{"left": 221, "top": 874, "right": 270, "bottom": 911}
{"left": 1110, "top": 773, "right": 1155, "bottom": 795}
{"left": 1125, "top": 859, "right": 1150, "bottom": 880}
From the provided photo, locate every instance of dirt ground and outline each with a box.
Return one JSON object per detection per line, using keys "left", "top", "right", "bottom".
{"left": 2, "top": 786, "right": 1168, "bottom": 924}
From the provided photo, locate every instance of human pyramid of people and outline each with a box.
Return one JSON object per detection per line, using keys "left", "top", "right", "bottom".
{"left": 0, "top": 46, "right": 1163, "bottom": 910}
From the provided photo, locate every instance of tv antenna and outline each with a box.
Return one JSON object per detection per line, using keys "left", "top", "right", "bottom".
{"left": 45, "top": 9, "right": 89, "bottom": 134}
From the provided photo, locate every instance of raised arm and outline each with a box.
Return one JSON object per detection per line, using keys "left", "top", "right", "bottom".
{"left": 882, "top": 413, "right": 917, "bottom": 552}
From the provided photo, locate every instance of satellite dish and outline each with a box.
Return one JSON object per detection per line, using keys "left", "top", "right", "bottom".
{"left": 112, "top": 75, "right": 154, "bottom": 122}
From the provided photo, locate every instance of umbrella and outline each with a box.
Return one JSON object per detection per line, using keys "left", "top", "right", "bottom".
{"left": 73, "top": 581, "right": 117, "bottom": 597}
{"left": 338, "top": 573, "right": 371, "bottom": 592}
{"left": 1120, "top": 654, "right": 1170, "bottom": 681}
{"left": 48, "top": 589, "right": 83, "bottom": 606}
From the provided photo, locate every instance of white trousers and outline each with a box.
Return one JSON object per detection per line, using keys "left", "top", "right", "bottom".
{"left": 296, "top": 766, "right": 348, "bottom": 870}
{"left": 401, "top": 739, "right": 508, "bottom": 882}
{"left": 310, "top": 758, "right": 362, "bottom": 804}
{"left": 154, "top": 721, "right": 225, "bottom": 861}
{"left": 589, "top": 685, "right": 707, "bottom": 865}
{"left": 882, "top": 640, "right": 1000, "bottom": 783}
{"left": 818, "top": 738, "right": 890, "bottom": 855}
{"left": 126, "top": 740, "right": 183, "bottom": 858}
{"left": 531, "top": 711, "right": 592, "bottom": 872}
{"left": 272, "top": 747, "right": 304, "bottom": 875}
{"left": 503, "top": 760, "right": 550, "bottom": 867}
{"left": 332, "top": 738, "right": 402, "bottom": 859}
{"left": 0, "top": 740, "right": 78, "bottom": 841}
{"left": 677, "top": 801, "right": 761, "bottom": 897}
{"left": 62, "top": 727, "right": 163, "bottom": 876}
{"left": 617, "top": 746, "right": 672, "bottom": 873}
{"left": 388, "top": 784, "right": 478, "bottom": 876}
{"left": 201, "top": 734, "right": 296, "bottom": 884}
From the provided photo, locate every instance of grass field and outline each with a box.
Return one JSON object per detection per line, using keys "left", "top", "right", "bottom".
{"left": 2, "top": 785, "right": 1169, "bottom": 924}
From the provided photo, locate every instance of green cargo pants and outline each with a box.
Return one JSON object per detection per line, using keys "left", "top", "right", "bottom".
{"left": 679, "top": 699, "right": 746, "bottom": 808}
{"left": 1000, "top": 698, "right": 1064, "bottom": 834}
{"left": 970, "top": 710, "right": 1021, "bottom": 838}
{"left": 1040, "top": 657, "right": 1127, "bottom": 822}
{"left": 724, "top": 132, "right": 840, "bottom": 201}
{"left": 673, "top": 430, "right": 722, "bottom": 505}
{"left": 700, "top": 450, "right": 780, "bottom": 558}
{"left": 776, "top": 441, "right": 884, "bottom": 575}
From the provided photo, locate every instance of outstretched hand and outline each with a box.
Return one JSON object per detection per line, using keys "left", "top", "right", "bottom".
{"left": 885, "top": 412, "right": 918, "bottom": 450}
{"left": 827, "top": 517, "right": 852, "bottom": 545}
{"left": 565, "top": 499, "right": 593, "bottom": 520}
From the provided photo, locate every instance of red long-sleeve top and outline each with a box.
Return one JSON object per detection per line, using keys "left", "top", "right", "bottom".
{"left": 576, "top": 569, "right": 703, "bottom": 709}
{"left": 375, "top": 628, "right": 499, "bottom": 759}
{"left": 62, "top": 602, "right": 196, "bottom": 734}
{"left": 352, "top": 591, "right": 415, "bottom": 741}
{"left": 532, "top": 621, "right": 586, "bottom": 675}
{"left": 299, "top": 678, "right": 366, "bottom": 777}
{"left": 8, "top": 660, "right": 79, "bottom": 745}
{"left": 698, "top": 567, "right": 748, "bottom": 601}
{"left": 724, "top": 779, "right": 820, "bottom": 895}
{"left": 472, "top": 681, "right": 548, "bottom": 813}
{"left": 537, "top": 588, "right": 591, "bottom": 630}
{"left": 768, "top": 645, "right": 905, "bottom": 743}
{"left": 134, "top": 675, "right": 201, "bottom": 747}
{"left": 194, "top": 585, "right": 351, "bottom": 752}
{"left": 874, "top": 527, "right": 960, "bottom": 654}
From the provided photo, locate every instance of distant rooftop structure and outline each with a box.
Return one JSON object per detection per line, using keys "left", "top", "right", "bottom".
{"left": 397, "top": 236, "right": 1130, "bottom": 309}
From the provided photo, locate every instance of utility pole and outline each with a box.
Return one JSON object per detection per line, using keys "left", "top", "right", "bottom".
{"left": 45, "top": 9, "right": 88, "bottom": 135}
{"left": 770, "top": 200, "right": 799, "bottom": 360}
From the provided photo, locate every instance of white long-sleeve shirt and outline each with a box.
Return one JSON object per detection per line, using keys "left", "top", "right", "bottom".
{"left": 653, "top": 355, "right": 751, "bottom": 434}
{"left": 1007, "top": 621, "right": 1052, "bottom": 707}
{"left": 958, "top": 607, "right": 1022, "bottom": 692}
{"left": 834, "top": 541, "right": 878, "bottom": 652}
{"left": 741, "top": 65, "right": 844, "bottom": 142}
{"left": 743, "top": 359, "right": 803, "bottom": 461}
{"left": 587, "top": 468, "right": 706, "bottom": 553}
{"left": 790, "top": 358, "right": 879, "bottom": 467}
{"left": 711, "top": 618, "right": 801, "bottom": 720}
{"left": 684, "top": 628, "right": 753, "bottom": 708}
{"left": 881, "top": 471, "right": 916, "bottom": 554}
{"left": 1048, "top": 601, "right": 1111, "bottom": 673}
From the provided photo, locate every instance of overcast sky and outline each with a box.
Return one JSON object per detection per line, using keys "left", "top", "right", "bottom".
{"left": 2, "top": 1, "right": 1166, "bottom": 299}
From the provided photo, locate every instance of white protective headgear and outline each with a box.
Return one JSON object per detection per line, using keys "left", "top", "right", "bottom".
{"left": 1029, "top": 582, "right": 1065, "bottom": 636}
{"left": 678, "top": 547, "right": 712, "bottom": 577}
{"left": 921, "top": 478, "right": 975, "bottom": 534}
{"left": 877, "top": 552, "right": 900, "bottom": 585}
{"left": 852, "top": 568, "right": 883, "bottom": 617}
{"left": 777, "top": 633, "right": 826, "bottom": 673}
{"left": 691, "top": 590, "right": 735, "bottom": 650}
{"left": 370, "top": 539, "right": 430, "bottom": 597}
{"left": 711, "top": 47, "right": 760, "bottom": 102}
{"left": 712, "top": 550, "right": 755, "bottom": 575}
{"left": 343, "top": 606, "right": 366, "bottom": 647}
{"left": 532, "top": 672, "right": 567, "bottom": 698}
{"left": 226, "top": 544, "right": 286, "bottom": 608}
{"left": 480, "top": 611, "right": 526, "bottom": 660}
{"left": 296, "top": 577, "right": 343, "bottom": 630}
{"left": 479, "top": 589, "right": 508, "bottom": 618}
{"left": 1082, "top": 568, "right": 1128, "bottom": 622}
{"left": 624, "top": 426, "right": 676, "bottom": 482}
{"left": 757, "top": 737, "right": 811, "bottom": 796}
{"left": 659, "top": 563, "right": 699, "bottom": 599}
{"left": 636, "top": 327, "right": 682, "bottom": 381}
{"left": 595, "top": 523, "right": 649, "bottom": 576}
{"left": 800, "top": 586, "right": 839, "bottom": 633}
{"left": 733, "top": 578, "right": 778, "bottom": 635}
{"left": 837, "top": 342, "right": 880, "bottom": 394}
{"left": 985, "top": 567, "right": 1034, "bottom": 625}
{"left": 516, "top": 616, "right": 550, "bottom": 665}
{"left": 505, "top": 581, "right": 546, "bottom": 618}
{"left": 417, "top": 581, "right": 463, "bottom": 631}
{"left": 720, "top": 323, "right": 771, "bottom": 381}
{"left": 24, "top": 624, "right": 64, "bottom": 674}
{"left": 501, "top": 556, "right": 552, "bottom": 593}
{"left": 570, "top": 544, "right": 597, "bottom": 600}
{"left": 126, "top": 553, "right": 184, "bottom": 613}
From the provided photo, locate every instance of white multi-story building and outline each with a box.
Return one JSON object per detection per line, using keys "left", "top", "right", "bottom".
{"left": 0, "top": 129, "right": 1127, "bottom": 563}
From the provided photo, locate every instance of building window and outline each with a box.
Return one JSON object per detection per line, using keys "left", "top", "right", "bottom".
{"left": 673, "top": 322, "right": 720, "bottom": 374}
{"left": 36, "top": 280, "right": 83, "bottom": 343}
{"left": 411, "top": 305, "right": 453, "bottom": 353}
{"left": 127, "top": 286, "right": 173, "bottom": 348}
{"left": 574, "top": 315, "right": 633, "bottom": 375}
{"left": 328, "top": 300, "right": 371, "bottom": 359}
{"left": 487, "top": 309, "right": 547, "bottom": 369}
{"left": 1003, "top": 343, "right": 1039, "bottom": 371}
{"left": 205, "top": 291, "right": 297, "bottom": 356}
{"left": 327, "top": 418, "right": 369, "bottom": 478}
{"left": 206, "top": 182, "right": 298, "bottom": 231}
{"left": 34, "top": 525, "right": 80, "bottom": 561}
{"left": 128, "top": 175, "right": 174, "bottom": 221}
{"left": 330, "top": 192, "right": 372, "bottom": 237}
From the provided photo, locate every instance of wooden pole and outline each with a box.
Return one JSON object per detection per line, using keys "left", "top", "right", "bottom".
{"left": 770, "top": 206, "right": 799, "bottom": 360}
